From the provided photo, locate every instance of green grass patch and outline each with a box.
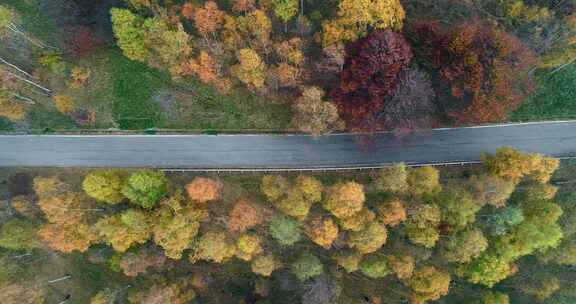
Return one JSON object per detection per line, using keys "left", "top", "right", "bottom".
{"left": 512, "top": 65, "right": 576, "bottom": 121}
{"left": 1, "top": 0, "right": 61, "bottom": 47}
{"left": 27, "top": 104, "right": 77, "bottom": 130}
{"left": 171, "top": 78, "right": 291, "bottom": 131}
{"left": 107, "top": 50, "right": 167, "bottom": 130}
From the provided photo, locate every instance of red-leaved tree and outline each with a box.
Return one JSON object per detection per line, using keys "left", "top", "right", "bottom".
{"left": 407, "top": 20, "right": 536, "bottom": 124}
{"left": 330, "top": 29, "right": 413, "bottom": 131}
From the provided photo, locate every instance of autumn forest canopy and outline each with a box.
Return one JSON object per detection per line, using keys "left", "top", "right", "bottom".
{"left": 1, "top": 148, "right": 576, "bottom": 303}
{"left": 1, "top": 0, "right": 576, "bottom": 132}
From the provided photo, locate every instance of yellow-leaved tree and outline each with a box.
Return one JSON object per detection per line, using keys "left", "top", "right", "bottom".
{"left": 231, "top": 48, "right": 267, "bottom": 89}
{"left": 322, "top": 0, "right": 405, "bottom": 46}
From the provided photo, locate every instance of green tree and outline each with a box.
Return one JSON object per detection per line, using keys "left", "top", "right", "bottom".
{"left": 485, "top": 206, "right": 524, "bottom": 236}
{"left": 294, "top": 175, "right": 323, "bottom": 203}
{"left": 339, "top": 208, "right": 376, "bottom": 231}
{"left": 144, "top": 18, "right": 192, "bottom": 72}
{"left": 153, "top": 199, "right": 208, "bottom": 259}
{"left": 274, "top": 188, "right": 313, "bottom": 220}
{"left": 359, "top": 255, "right": 391, "bottom": 278}
{"left": 333, "top": 250, "right": 362, "bottom": 273}
{"left": 292, "top": 87, "right": 344, "bottom": 136}
{"left": 231, "top": 48, "right": 267, "bottom": 89}
{"left": 261, "top": 175, "right": 289, "bottom": 201}
{"left": 272, "top": 0, "right": 299, "bottom": 24}
{"left": 387, "top": 254, "right": 414, "bottom": 280}
{"left": 495, "top": 220, "right": 563, "bottom": 260}
{"left": 111, "top": 8, "right": 192, "bottom": 73}
{"left": 96, "top": 210, "right": 151, "bottom": 252}
{"left": 522, "top": 199, "right": 563, "bottom": 224}
{"left": 407, "top": 266, "right": 451, "bottom": 304}
{"left": 468, "top": 174, "right": 515, "bottom": 207}
{"left": 441, "top": 228, "right": 488, "bottom": 263}
{"left": 122, "top": 170, "right": 168, "bottom": 209}
{"left": 192, "top": 231, "right": 236, "bottom": 263}
{"left": 111, "top": 8, "right": 147, "bottom": 62}
{"left": 404, "top": 204, "right": 441, "bottom": 248}
{"left": 0, "top": 219, "right": 40, "bottom": 251}
{"left": 373, "top": 163, "right": 408, "bottom": 194}
{"left": 235, "top": 234, "right": 262, "bottom": 261}
{"left": 291, "top": 252, "right": 324, "bottom": 281}
{"left": 347, "top": 221, "right": 387, "bottom": 254}
{"left": 269, "top": 216, "right": 301, "bottom": 246}
{"left": 538, "top": 237, "right": 576, "bottom": 265}
{"left": 437, "top": 188, "right": 480, "bottom": 232}
{"left": 83, "top": 170, "right": 126, "bottom": 204}
{"left": 252, "top": 254, "right": 280, "bottom": 276}
{"left": 464, "top": 253, "right": 513, "bottom": 287}
{"left": 407, "top": 166, "right": 441, "bottom": 197}
{"left": 480, "top": 291, "right": 509, "bottom": 304}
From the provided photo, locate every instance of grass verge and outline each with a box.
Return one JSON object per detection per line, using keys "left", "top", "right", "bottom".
{"left": 512, "top": 65, "right": 576, "bottom": 121}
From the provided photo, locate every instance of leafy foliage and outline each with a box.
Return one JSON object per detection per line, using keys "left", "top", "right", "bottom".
{"left": 305, "top": 217, "right": 339, "bottom": 249}
{"left": 347, "top": 221, "right": 387, "bottom": 254}
{"left": 359, "top": 255, "right": 391, "bottom": 278}
{"left": 330, "top": 30, "right": 413, "bottom": 130}
{"left": 83, "top": 170, "right": 126, "bottom": 204}
{"left": 152, "top": 195, "right": 208, "bottom": 259}
{"left": 269, "top": 216, "right": 302, "bottom": 246}
{"left": 407, "top": 166, "right": 441, "bottom": 197}
{"left": 405, "top": 204, "right": 441, "bottom": 248}
{"left": 292, "top": 87, "right": 344, "bottom": 136}
{"left": 323, "top": 181, "right": 365, "bottom": 219}
{"left": 0, "top": 219, "right": 41, "bottom": 251}
{"left": 482, "top": 147, "right": 560, "bottom": 184}
{"left": 251, "top": 254, "right": 280, "bottom": 276}
{"left": 38, "top": 222, "right": 99, "bottom": 253}
{"left": 322, "top": 0, "right": 405, "bottom": 46}
{"left": 407, "top": 20, "right": 536, "bottom": 124}
{"left": 407, "top": 266, "right": 451, "bottom": 304}
{"left": 291, "top": 252, "right": 324, "bottom": 281}
{"left": 441, "top": 228, "right": 488, "bottom": 263}
{"left": 378, "top": 199, "right": 407, "bottom": 227}
{"left": 186, "top": 177, "right": 223, "bottom": 204}
{"left": 228, "top": 199, "right": 266, "bottom": 233}
{"left": 373, "top": 163, "right": 408, "bottom": 194}
{"left": 191, "top": 231, "right": 236, "bottom": 263}
{"left": 96, "top": 210, "right": 151, "bottom": 252}
{"left": 122, "top": 170, "right": 169, "bottom": 209}
{"left": 376, "top": 67, "right": 436, "bottom": 134}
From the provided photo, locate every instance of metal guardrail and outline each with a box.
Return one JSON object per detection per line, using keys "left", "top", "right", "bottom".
{"left": 161, "top": 161, "right": 483, "bottom": 173}
{"left": 160, "top": 156, "right": 576, "bottom": 173}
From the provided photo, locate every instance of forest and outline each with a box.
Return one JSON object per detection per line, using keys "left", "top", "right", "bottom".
{"left": 1, "top": 147, "right": 576, "bottom": 303}
{"left": 1, "top": 0, "right": 576, "bottom": 133}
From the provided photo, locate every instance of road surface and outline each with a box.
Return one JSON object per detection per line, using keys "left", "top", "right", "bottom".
{"left": 1, "top": 122, "right": 576, "bottom": 170}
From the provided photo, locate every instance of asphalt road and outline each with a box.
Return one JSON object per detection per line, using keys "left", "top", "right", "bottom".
{"left": 1, "top": 122, "right": 576, "bottom": 170}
